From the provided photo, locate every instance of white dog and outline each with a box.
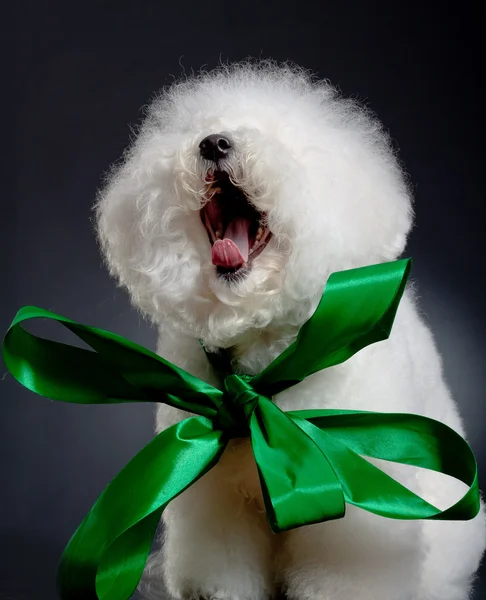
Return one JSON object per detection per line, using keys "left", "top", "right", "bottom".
{"left": 96, "top": 61, "right": 485, "bottom": 600}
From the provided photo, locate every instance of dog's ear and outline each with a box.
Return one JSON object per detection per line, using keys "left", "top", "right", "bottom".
{"left": 95, "top": 159, "right": 158, "bottom": 307}
{"left": 388, "top": 231, "right": 411, "bottom": 260}
{"left": 95, "top": 168, "right": 134, "bottom": 287}
{"left": 329, "top": 129, "right": 415, "bottom": 264}
{"left": 380, "top": 188, "right": 414, "bottom": 261}
{"left": 94, "top": 138, "right": 206, "bottom": 323}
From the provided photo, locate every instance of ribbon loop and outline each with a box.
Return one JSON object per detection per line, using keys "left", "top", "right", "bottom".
{"left": 253, "top": 258, "right": 412, "bottom": 396}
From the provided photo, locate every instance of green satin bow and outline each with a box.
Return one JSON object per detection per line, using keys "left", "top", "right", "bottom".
{"left": 2, "top": 259, "right": 480, "bottom": 600}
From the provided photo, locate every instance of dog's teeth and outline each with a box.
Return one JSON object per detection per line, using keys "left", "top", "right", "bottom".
{"left": 216, "top": 229, "right": 222, "bottom": 239}
{"left": 255, "top": 227, "right": 263, "bottom": 241}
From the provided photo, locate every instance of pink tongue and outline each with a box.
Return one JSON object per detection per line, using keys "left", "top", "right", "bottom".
{"left": 212, "top": 218, "right": 251, "bottom": 268}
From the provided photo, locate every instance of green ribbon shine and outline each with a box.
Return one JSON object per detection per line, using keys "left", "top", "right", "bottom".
{"left": 2, "top": 259, "right": 480, "bottom": 600}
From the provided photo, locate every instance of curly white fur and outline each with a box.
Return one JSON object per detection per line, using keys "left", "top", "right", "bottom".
{"left": 96, "top": 60, "right": 485, "bottom": 600}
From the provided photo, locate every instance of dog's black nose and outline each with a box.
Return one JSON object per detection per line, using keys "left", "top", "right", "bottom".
{"left": 199, "top": 134, "right": 232, "bottom": 161}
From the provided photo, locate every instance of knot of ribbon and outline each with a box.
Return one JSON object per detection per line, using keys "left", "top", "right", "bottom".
{"left": 1, "top": 258, "right": 481, "bottom": 600}
{"left": 218, "top": 374, "right": 261, "bottom": 435}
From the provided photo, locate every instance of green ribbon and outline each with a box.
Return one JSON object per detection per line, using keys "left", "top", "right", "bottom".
{"left": 2, "top": 258, "right": 480, "bottom": 600}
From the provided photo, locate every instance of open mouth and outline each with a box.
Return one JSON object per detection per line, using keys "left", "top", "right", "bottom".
{"left": 200, "top": 171, "right": 272, "bottom": 277}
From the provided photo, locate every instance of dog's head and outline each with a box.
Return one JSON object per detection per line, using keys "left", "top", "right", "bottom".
{"left": 96, "top": 62, "right": 413, "bottom": 347}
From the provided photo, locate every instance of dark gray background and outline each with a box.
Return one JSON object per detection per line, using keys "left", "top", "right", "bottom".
{"left": 3, "top": 1, "right": 485, "bottom": 598}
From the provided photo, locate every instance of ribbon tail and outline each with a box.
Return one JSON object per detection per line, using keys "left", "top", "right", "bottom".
{"left": 57, "top": 416, "right": 226, "bottom": 600}
{"left": 249, "top": 398, "right": 345, "bottom": 533}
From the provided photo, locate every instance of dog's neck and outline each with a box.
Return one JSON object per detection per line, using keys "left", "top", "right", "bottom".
{"left": 203, "top": 324, "right": 301, "bottom": 377}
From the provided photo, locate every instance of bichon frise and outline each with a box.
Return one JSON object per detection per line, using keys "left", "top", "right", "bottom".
{"left": 96, "top": 61, "right": 485, "bottom": 600}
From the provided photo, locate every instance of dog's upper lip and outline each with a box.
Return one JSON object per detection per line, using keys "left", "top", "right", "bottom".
{"left": 201, "top": 170, "right": 271, "bottom": 274}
